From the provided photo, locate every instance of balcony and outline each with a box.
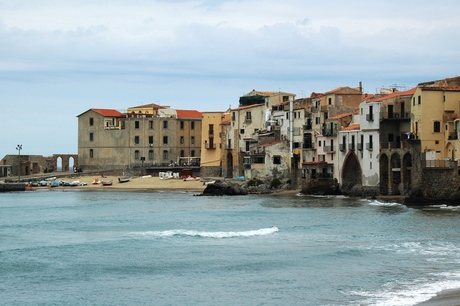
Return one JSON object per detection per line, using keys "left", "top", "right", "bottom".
{"left": 380, "top": 112, "right": 410, "bottom": 120}
{"left": 357, "top": 143, "right": 363, "bottom": 151}
{"left": 339, "top": 143, "right": 346, "bottom": 152}
{"left": 324, "top": 146, "right": 335, "bottom": 153}
{"left": 366, "top": 143, "right": 373, "bottom": 150}
{"left": 205, "top": 143, "right": 216, "bottom": 149}
{"left": 422, "top": 160, "right": 457, "bottom": 168}
{"left": 366, "top": 114, "right": 374, "bottom": 121}
{"left": 448, "top": 132, "right": 458, "bottom": 140}
{"left": 303, "top": 143, "right": 314, "bottom": 149}
{"left": 303, "top": 124, "right": 312, "bottom": 130}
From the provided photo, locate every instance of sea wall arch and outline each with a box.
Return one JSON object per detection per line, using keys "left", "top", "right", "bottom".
{"left": 341, "top": 151, "right": 362, "bottom": 192}
{"left": 52, "top": 154, "right": 78, "bottom": 172}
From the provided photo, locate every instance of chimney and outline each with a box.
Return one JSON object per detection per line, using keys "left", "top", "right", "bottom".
{"left": 359, "top": 81, "right": 363, "bottom": 93}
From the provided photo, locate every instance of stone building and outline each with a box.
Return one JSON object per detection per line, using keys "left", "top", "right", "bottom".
{"left": 77, "top": 104, "right": 202, "bottom": 172}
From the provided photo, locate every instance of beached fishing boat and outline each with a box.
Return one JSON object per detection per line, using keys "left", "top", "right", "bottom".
{"left": 118, "top": 176, "right": 131, "bottom": 183}
{"left": 101, "top": 180, "right": 113, "bottom": 186}
{"left": 50, "top": 180, "right": 59, "bottom": 187}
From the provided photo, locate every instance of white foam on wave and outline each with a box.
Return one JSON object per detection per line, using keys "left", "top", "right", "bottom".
{"left": 350, "top": 271, "right": 460, "bottom": 306}
{"left": 367, "top": 199, "right": 402, "bottom": 207}
{"left": 130, "top": 226, "right": 279, "bottom": 239}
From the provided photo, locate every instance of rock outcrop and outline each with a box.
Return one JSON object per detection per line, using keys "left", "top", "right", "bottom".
{"left": 200, "top": 180, "right": 248, "bottom": 196}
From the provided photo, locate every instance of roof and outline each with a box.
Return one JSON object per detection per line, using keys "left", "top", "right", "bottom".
{"left": 90, "top": 108, "right": 125, "bottom": 117}
{"left": 242, "top": 89, "right": 295, "bottom": 97}
{"left": 419, "top": 86, "right": 460, "bottom": 92}
{"left": 230, "top": 104, "right": 263, "bottom": 111}
{"left": 325, "top": 86, "right": 362, "bottom": 95}
{"left": 329, "top": 112, "right": 353, "bottom": 120}
{"left": 129, "top": 103, "right": 164, "bottom": 109}
{"left": 370, "top": 88, "right": 416, "bottom": 102}
{"left": 342, "top": 123, "right": 360, "bottom": 131}
{"left": 176, "top": 110, "right": 202, "bottom": 119}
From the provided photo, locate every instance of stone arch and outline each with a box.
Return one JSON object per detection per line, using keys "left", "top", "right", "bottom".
{"left": 226, "top": 152, "right": 233, "bottom": 178}
{"left": 446, "top": 142, "right": 454, "bottom": 160}
{"left": 341, "top": 151, "right": 362, "bottom": 192}
{"left": 52, "top": 154, "right": 79, "bottom": 173}
{"left": 390, "top": 153, "right": 401, "bottom": 195}
{"left": 402, "top": 153, "right": 412, "bottom": 193}
{"left": 379, "top": 153, "right": 389, "bottom": 195}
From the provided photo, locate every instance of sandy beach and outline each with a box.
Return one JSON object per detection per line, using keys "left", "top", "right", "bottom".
{"left": 416, "top": 288, "right": 460, "bottom": 305}
{"left": 45, "top": 175, "right": 208, "bottom": 192}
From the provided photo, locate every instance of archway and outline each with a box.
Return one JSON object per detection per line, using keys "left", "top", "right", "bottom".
{"left": 226, "top": 152, "right": 233, "bottom": 178}
{"left": 402, "top": 153, "right": 412, "bottom": 192}
{"left": 446, "top": 142, "right": 454, "bottom": 160}
{"left": 341, "top": 152, "right": 362, "bottom": 192}
{"left": 390, "top": 153, "right": 401, "bottom": 195}
{"left": 379, "top": 154, "right": 389, "bottom": 195}
{"left": 57, "top": 157, "right": 63, "bottom": 172}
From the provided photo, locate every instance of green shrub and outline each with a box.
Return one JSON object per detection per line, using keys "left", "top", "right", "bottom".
{"left": 270, "top": 178, "right": 282, "bottom": 189}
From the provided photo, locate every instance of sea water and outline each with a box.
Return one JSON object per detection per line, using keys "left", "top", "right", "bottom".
{"left": 2, "top": 190, "right": 460, "bottom": 305}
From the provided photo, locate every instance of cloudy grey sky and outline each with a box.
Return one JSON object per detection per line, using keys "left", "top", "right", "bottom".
{"left": 1, "top": 0, "right": 459, "bottom": 156}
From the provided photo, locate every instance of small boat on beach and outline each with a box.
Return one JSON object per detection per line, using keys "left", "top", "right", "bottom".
{"left": 101, "top": 180, "right": 113, "bottom": 186}
{"left": 92, "top": 178, "right": 100, "bottom": 184}
{"left": 118, "top": 176, "right": 131, "bottom": 183}
{"left": 50, "top": 180, "right": 59, "bottom": 187}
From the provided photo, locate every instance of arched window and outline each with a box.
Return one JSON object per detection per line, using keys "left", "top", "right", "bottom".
{"left": 134, "top": 150, "right": 140, "bottom": 159}
{"left": 89, "top": 149, "right": 93, "bottom": 158}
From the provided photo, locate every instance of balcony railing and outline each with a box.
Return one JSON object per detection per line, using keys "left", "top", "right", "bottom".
{"left": 205, "top": 143, "right": 216, "bottom": 149}
{"left": 339, "top": 143, "right": 346, "bottom": 152}
{"left": 303, "top": 124, "right": 312, "bottom": 130}
{"left": 366, "top": 143, "right": 373, "bottom": 150}
{"left": 448, "top": 132, "right": 458, "bottom": 140}
{"left": 380, "top": 112, "right": 410, "bottom": 120}
{"left": 324, "top": 145, "right": 335, "bottom": 153}
{"left": 303, "top": 143, "right": 314, "bottom": 149}
{"left": 422, "top": 160, "right": 457, "bottom": 168}
{"left": 366, "top": 114, "right": 374, "bottom": 121}
{"left": 357, "top": 143, "right": 363, "bottom": 151}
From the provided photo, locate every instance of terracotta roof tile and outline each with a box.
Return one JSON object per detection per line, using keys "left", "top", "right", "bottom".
{"left": 176, "top": 110, "right": 202, "bottom": 119}
{"left": 342, "top": 124, "right": 360, "bottom": 131}
{"left": 92, "top": 108, "right": 125, "bottom": 117}
{"left": 370, "top": 88, "right": 416, "bottom": 102}
{"left": 329, "top": 112, "right": 353, "bottom": 120}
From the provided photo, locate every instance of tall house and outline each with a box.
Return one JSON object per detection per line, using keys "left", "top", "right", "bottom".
{"left": 411, "top": 77, "right": 460, "bottom": 161}
{"left": 200, "top": 111, "right": 230, "bottom": 177}
{"left": 228, "top": 89, "right": 296, "bottom": 178}
{"left": 77, "top": 104, "right": 202, "bottom": 171}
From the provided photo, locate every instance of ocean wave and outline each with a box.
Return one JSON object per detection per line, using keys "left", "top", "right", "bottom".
{"left": 367, "top": 199, "right": 402, "bottom": 207}
{"left": 129, "top": 226, "right": 279, "bottom": 239}
{"left": 349, "top": 271, "right": 460, "bottom": 306}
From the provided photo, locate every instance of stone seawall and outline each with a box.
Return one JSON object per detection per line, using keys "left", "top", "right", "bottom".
{"left": 0, "top": 183, "right": 26, "bottom": 192}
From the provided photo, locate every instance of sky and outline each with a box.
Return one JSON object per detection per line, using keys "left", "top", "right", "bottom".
{"left": 1, "top": 0, "right": 459, "bottom": 156}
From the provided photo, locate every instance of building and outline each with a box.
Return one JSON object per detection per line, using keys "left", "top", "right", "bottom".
{"left": 77, "top": 104, "right": 202, "bottom": 172}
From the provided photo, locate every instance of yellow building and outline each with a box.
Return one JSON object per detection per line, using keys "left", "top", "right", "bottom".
{"left": 200, "top": 111, "right": 230, "bottom": 177}
{"left": 411, "top": 77, "right": 460, "bottom": 161}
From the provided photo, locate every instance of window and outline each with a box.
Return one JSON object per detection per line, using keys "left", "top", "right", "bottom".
{"left": 163, "top": 121, "right": 168, "bottom": 129}
{"left": 180, "top": 150, "right": 185, "bottom": 157}
{"left": 134, "top": 136, "right": 140, "bottom": 144}
{"left": 273, "top": 156, "right": 281, "bottom": 164}
{"left": 89, "top": 132, "right": 94, "bottom": 141}
{"left": 232, "top": 112, "right": 236, "bottom": 121}
{"left": 149, "top": 136, "right": 153, "bottom": 145}
{"left": 240, "top": 129, "right": 245, "bottom": 134}
{"left": 135, "top": 121, "right": 140, "bottom": 129}
{"left": 191, "top": 136, "right": 195, "bottom": 145}
{"left": 149, "top": 121, "right": 154, "bottom": 129}
{"left": 209, "top": 124, "right": 214, "bottom": 135}
{"left": 163, "top": 150, "right": 168, "bottom": 160}
{"left": 418, "top": 96, "right": 421, "bottom": 105}
{"left": 180, "top": 136, "right": 184, "bottom": 144}
{"left": 180, "top": 121, "right": 184, "bottom": 129}
{"left": 315, "top": 117, "right": 320, "bottom": 124}
{"left": 388, "top": 134, "right": 394, "bottom": 142}
{"left": 163, "top": 136, "right": 168, "bottom": 145}
{"left": 434, "top": 121, "right": 441, "bottom": 133}
{"left": 89, "top": 118, "right": 94, "bottom": 126}
{"left": 246, "top": 112, "right": 252, "bottom": 120}
{"left": 148, "top": 150, "right": 154, "bottom": 160}
{"left": 191, "top": 150, "right": 195, "bottom": 157}
{"left": 328, "top": 97, "right": 332, "bottom": 105}
{"left": 191, "top": 121, "right": 195, "bottom": 130}
{"left": 89, "top": 149, "right": 93, "bottom": 158}
{"left": 134, "top": 150, "right": 140, "bottom": 159}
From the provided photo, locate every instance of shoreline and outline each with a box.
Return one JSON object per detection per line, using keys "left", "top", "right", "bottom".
{"left": 416, "top": 288, "right": 460, "bottom": 305}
